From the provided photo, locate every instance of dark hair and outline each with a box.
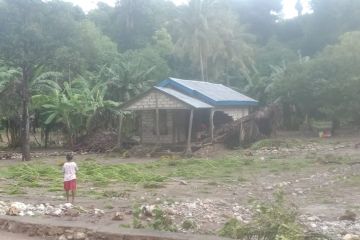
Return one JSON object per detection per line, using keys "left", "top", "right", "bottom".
{"left": 66, "top": 153, "right": 73, "bottom": 161}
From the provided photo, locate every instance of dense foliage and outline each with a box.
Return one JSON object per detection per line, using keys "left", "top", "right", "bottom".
{"left": 0, "top": 0, "right": 359, "bottom": 158}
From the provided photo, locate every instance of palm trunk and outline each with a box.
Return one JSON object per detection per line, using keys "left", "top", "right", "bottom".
{"left": 117, "top": 113, "right": 124, "bottom": 148}
{"left": 199, "top": 47, "right": 205, "bottom": 82}
{"left": 44, "top": 127, "right": 50, "bottom": 149}
{"left": 21, "top": 68, "right": 31, "bottom": 161}
{"left": 204, "top": 53, "right": 209, "bottom": 82}
{"left": 6, "top": 119, "right": 10, "bottom": 145}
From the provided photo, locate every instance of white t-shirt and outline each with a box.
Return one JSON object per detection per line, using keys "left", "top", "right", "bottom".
{"left": 62, "top": 162, "right": 78, "bottom": 182}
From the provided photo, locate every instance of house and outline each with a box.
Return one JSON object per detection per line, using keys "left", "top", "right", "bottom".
{"left": 121, "top": 78, "right": 258, "bottom": 154}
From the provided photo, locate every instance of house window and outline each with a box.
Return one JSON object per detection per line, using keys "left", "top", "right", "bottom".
{"left": 153, "top": 110, "right": 168, "bottom": 135}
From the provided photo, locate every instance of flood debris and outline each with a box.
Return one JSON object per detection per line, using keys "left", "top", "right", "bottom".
{"left": 0, "top": 201, "right": 104, "bottom": 218}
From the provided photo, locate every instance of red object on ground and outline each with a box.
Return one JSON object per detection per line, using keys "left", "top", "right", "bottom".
{"left": 64, "top": 179, "right": 77, "bottom": 191}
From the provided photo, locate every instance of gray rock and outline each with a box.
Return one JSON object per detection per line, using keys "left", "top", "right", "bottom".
{"left": 339, "top": 210, "right": 357, "bottom": 221}
{"left": 58, "top": 235, "right": 67, "bottom": 240}
{"left": 73, "top": 232, "right": 86, "bottom": 240}
{"left": 343, "top": 234, "right": 360, "bottom": 240}
{"left": 179, "top": 180, "right": 188, "bottom": 185}
{"left": 112, "top": 212, "right": 124, "bottom": 221}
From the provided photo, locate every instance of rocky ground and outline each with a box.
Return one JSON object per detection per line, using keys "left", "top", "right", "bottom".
{"left": 0, "top": 231, "right": 46, "bottom": 240}
{"left": 0, "top": 133, "right": 359, "bottom": 239}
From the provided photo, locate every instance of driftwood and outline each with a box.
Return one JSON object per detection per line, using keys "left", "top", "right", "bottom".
{"left": 200, "top": 104, "right": 282, "bottom": 148}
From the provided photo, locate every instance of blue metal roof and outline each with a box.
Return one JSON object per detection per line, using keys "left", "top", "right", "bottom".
{"left": 156, "top": 78, "right": 258, "bottom": 106}
{"left": 154, "top": 86, "right": 213, "bottom": 109}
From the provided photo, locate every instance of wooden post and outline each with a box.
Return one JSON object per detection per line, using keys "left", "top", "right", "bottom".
{"left": 239, "top": 120, "right": 245, "bottom": 147}
{"left": 172, "top": 110, "right": 176, "bottom": 144}
{"left": 239, "top": 121, "right": 242, "bottom": 146}
{"left": 155, "top": 109, "right": 160, "bottom": 141}
{"left": 155, "top": 93, "right": 160, "bottom": 143}
{"left": 139, "top": 111, "right": 143, "bottom": 144}
{"left": 185, "top": 109, "right": 194, "bottom": 155}
{"left": 209, "top": 109, "right": 214, "bottom": 143}
{"left": 117, "top": 112, "right": 123, "bottom": 148}
{"left": 249, "top": 120, "right": 254, "bottom": 141}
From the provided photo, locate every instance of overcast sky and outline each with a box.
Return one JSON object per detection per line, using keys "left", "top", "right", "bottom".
{"left": 64, "top": 0, "right": 311, "bottom": 19}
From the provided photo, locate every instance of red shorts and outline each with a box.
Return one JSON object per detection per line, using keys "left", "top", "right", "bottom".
{"left": 64, "top": 179, "right": 77, "bottom": 191}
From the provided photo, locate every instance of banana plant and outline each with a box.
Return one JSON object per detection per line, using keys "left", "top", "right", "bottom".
{"left": 32, "top": 76, "right": 119, "bottom": 147}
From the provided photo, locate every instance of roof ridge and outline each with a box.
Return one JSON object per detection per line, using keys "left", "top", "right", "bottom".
{"left": 158, "top": 78, "right": 258, "bottom": 106}
{"left": 169, "top": 77, "right": 223, "bottom": 86}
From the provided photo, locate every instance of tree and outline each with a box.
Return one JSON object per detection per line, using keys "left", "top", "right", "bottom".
{"left": 277, "top": 0, "right": 360, "bottom": 56}
{"left": 207, "top": 8, "right": 255, "bottom": 85}
{"left": 0, "top": 61, "right": 22, "bottom": 147}
{"left": 89, "top": 0, "right": 176, "bottom": 50}
{"left": 271, "top": 31, "right": 360, "bottom": 128}
{"left": 49, "top": 20, "right": 118, "bottom": 83}
{"left": 230, "top": 0, "right": 282, "bottom": 43}
{"left": 174, "top": 0, "right": 214, "bottom": 81}
{"left": 87, "top": 2, "right": 117, "bottom": 42}
{"left": 174, "top": 0, "right": 253, "bottom": 82}
{"left": 238, "top": 39, "right": 298, "bottom": 104}
{"left": 0, "top": 0, "right": 82, "bottom": 160}
{"left": 313, "top": 31, "right": 360, "bottom": 125}
{"left": 99, "top": 51, "right": 162, "bottom": 102}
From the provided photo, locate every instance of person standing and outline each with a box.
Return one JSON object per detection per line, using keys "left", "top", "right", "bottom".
{"left": 62, "top": 153, "right": 78, "bottom": 203}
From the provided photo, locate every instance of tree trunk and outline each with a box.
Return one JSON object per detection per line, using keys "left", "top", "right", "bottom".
{"left": 204, "top": 50, "right": 209, "bottom": 82}
{"left": 117, "top": 113, "right": 123, "bottom": 148}
{"left": 5, "top": 119, "right": 10, "bottom": 145}
{"left": 44, "top": 127, "right": 50, "bottom": 149}
{"left": 21, "top": 68, "right": 31, "bottom": 161}
{"left": 199, "top": 48, "right": 205, "bottom": 82}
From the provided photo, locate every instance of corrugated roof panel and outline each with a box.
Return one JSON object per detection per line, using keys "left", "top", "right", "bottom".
{"left": 157, "top": 78, "right": 258, "bottom": 106}
{"left": 154, "top": 87, "right": 213, "bottom": 109}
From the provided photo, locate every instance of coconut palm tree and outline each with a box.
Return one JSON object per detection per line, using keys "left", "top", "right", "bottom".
{"left": 175, "top": 0, "right": 254, "bottom": 83}
{"left": 175, "top": 0, "right": 215, "bottom": 81}
{"left": 100, "top": 53, "right": 156, "bottom": 102}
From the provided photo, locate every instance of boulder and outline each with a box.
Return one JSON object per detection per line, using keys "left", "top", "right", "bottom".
{"left": 343, "top": 234, "right": 360, "bottom": 240}
{"left": 73, "top": 232, "right": 86, "bottom": 240}
{"left": 65, "top": 209, "right": 80, "bottom": 217}
{"left": 7, "top": 206, "right": 20, "bottom": 216}
{"left": 58, "top": 235, "right": 67, "bottom": 240}
{"left": 11, "top": 202, "right": 27, "bottom": 211}
{"left": 339, "top": 210, "right": 357, "bottom": 221}
{"left": 47, "top": 227, "right": 64, "bottom": 236}
{"left": 112, "top": 212, "right": 124, "bottom": 221}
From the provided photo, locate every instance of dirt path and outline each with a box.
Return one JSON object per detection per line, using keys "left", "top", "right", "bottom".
{"left": 0, "top": 230, "right": 47, "bottom": 240}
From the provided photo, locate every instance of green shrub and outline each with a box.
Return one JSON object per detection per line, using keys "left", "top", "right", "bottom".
{"left": 149, "top": 208, "right": 177, "bottom": 232}
{"left": 132, "top": 205, "right": 145, "bottom": 229}
{"left": 131, "top": 205, "right": 177, "bottom": 232}
{"left": 182, "top": 219, "right": 197, "bottom": 230}
{"left": 219, "top": 192, "right": 331, "bottom": 240}
{"left": 251, "top": 139, "right": 299, "bottom": 150}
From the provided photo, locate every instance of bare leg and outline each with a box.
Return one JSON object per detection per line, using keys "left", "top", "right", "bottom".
{"left": 65, "top": 190, "right": 69, "bottom": 203}
{"left": 71, "top": 190, "right": 76, "bottom": 204}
